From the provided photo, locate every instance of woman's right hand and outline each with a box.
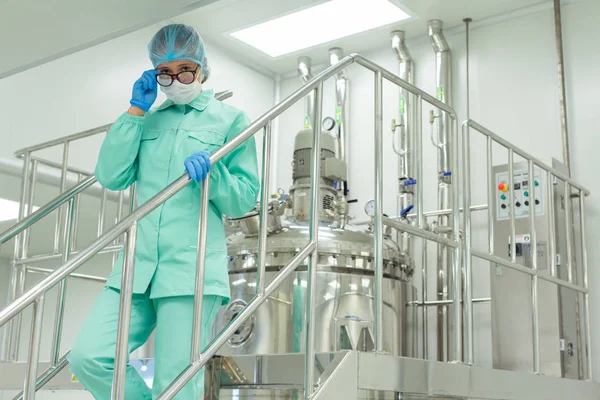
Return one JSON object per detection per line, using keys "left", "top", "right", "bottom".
{"left": 129, "top": 70, "right": 158, "bottom": 113}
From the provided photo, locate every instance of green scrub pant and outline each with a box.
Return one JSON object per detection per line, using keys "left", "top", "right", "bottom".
{"left": 68, "top": 287, "right": 221, "bottom": 400}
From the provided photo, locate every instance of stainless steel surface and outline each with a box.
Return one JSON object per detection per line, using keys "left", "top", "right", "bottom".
{"left": 298, "top": 57, "right": 314, "bottom": 129}
{"left": 23, "top": 296, "right": 44, "bottom": 400}
{"left": 487, "top": 137, "right": 495, "bottom": 254}
{"left": 305, "top": 83, "right": 323, "bottom": 399}
{"left": 548, "top": 170, "right": 557, "bottom": 277}
{"left": 50, "top": 198, "right": 75, "bottom": 366}
{"left": 564, "top": 182, "right": 573, "bottom": 283}
{"left": 383, "top": 217, "right": 458, "bottom": 248}
{"left": 329, "top": 47, "right": 349, "bottom": 166}
{"left": 553, "top": 0, "right": 571, "bottom": 173}
{"left": 373, "top": 71, "right": 384, "bottom": 352}
{"left": 529, "top": 160, "right": 540, "bottom": 374}
{"left": 461, "top": 118, "right": 474, "bottom": 365}
{"left": 508, "top": 149, "right": 516, "bottom": 263}
{"left": 26, "top": 266, "right": 107, "bottom": 283}
{"left": 53, "top": 142, "right": 69, "bottom": 254}
{"left": 311, "top": 351, "right": 358, "bottom": 400}
{"left": 14, "top": 244, "right": 122, "bottom": 265}
{"left": 256, "top": 124, "right": 272, "bottom": 295}
{"left": 10, "top": 353, "right": 71, "bottom": 400}
{"left": 98, "top": 188, "right": 107, "bottom": 237}
{"left": 191, "top": 176, "right": 211, "bottom": 362}
{"left": 580, "top": 194, "right": 593, "bottom": 379}
{"left": 428, "top": 19, "right": 453, "bottom": 362}
{"left": 112, "top": 223, "right": 138, "bottom": 400}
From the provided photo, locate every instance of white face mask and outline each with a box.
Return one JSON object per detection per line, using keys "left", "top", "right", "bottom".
{"left": 160, "top": 80, "right": 202, "bottom": 105}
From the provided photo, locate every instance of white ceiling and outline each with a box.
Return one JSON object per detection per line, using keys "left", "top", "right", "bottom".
{"left": 174, "top": 0, "right": 552, "bottom": 75}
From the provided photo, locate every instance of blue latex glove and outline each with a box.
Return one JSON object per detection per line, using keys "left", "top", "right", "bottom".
{"left": 130, "top": 70, "right": 158, "bottom": 112}
{"left": 185, "top": 151, "right": 211, "bottom": 182}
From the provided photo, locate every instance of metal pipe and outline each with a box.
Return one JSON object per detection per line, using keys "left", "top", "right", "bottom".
{"left": 11, "top": 352, "right": 70, "bottom": 400}
{"left": 256, "top": 123, "right": 272, "bottom": 296}
{"left": 374, "top": 71, "right": 384, "bottom": 352}
{"left": 53, "top": 141, "right": 70, "bottom": 253}
{"left": 565, "top": 182, "right": 574, "bottom": 283}
{"left": 415, "top": 95, "right": 427, "bottom": 360}
{"left": 329, "top": 47, "right": 349, "bottom": 166}
{"left": 23, "top": 160, "right": 38, "bottom": 253}
{"left": 487, "top": 137, "right": 495, "bottom": 254}
{"left": 462, "top": 121, "right": 474, "bottom": 365}
{"left": 553, "top": 0, "right": 571, "bottom": 173}
{"left": 414, "top": 298, "right": 491, "bottom": 306}
{"left": 383, "top": 217, "right": 459, "bottom": 248}
{"left": 29, "top": 156, "right": 92, "bottom": 177}
{"left": 548, "top": 171, "right": 557, "bottom": 277}
{"left": 130, "top": 183, "right": 137, "bottom": 212}
{"left": 579, "top": 194, "right": 593, "bottom": 379}
{"left": 0, "top": 176, "right": 97, "bottom": 245}
{"left": 529, "top": 160, "right": 540, "bottom": 374}
{"left": 508, "top": 149, "right": 516, "bottom": 263}
{"left": 298, "top": 57, "right": 314, "bottom": 129}
{"left": 391, "top": 30, "right": 415, "bottom": 265}
{"left": 71, "top": 174, "right": 82, "bottom": 250}
{"left": 111, "top": 223, "right": 138, "bottom": 400}
{"left": 27, "top": 267, "right": 107, "bottom": 283}
{"left": 23, "top": 295, "right": 45, "bottom": 400}
{"left": 4, "top": 152, "right": 32, "bottom": 361}
{"left": 451, "top": 118, "right": 461, "bottom": 363}
{"left": 98, "top": 188, "right": 107, "bottom": 237}
{"left": 15, "top": 245, "right": 122, "bottom": 265}
{"left": 428, "top": 19, "right": 452, "bottom": 362}
{"left": 156, "top": 241, "right": 316, "bottom": 400}
{"left": 50, "top": 198, "right": 75, "bottom": 365}
{"left": 191, "top": 176, "right": 211, "bottom": 362}
{"left": 472, "top": 249, "right": 587, "bottom": 294}
{"left": 304, "top": 83, "right": 323, "bottom": 400}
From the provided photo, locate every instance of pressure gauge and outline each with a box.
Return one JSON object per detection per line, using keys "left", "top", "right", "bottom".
{"left": 322, "top": 117, "right": 336, "bottom": 132}
{"left": 364, "top": 199, "right": 375, "bottom": 217}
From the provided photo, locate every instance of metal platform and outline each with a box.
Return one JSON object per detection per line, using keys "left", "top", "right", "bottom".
{"left": 2, "top": 351, "right": 600, "bottom": 399}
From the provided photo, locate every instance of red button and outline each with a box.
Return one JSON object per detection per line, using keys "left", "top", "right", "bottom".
{"left": 497, "top": 183, "right": 508, "bottom": 192}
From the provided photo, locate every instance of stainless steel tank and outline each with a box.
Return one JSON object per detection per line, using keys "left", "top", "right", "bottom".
{"left": 214, "top": 223, "right": 417, "bottom": 357}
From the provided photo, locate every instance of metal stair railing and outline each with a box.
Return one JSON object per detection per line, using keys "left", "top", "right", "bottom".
{"left": 0, "top": 91, "right": 234, "bottom": 365}
{"left": 0, "top": 54, "right": 461, "bottom": 400}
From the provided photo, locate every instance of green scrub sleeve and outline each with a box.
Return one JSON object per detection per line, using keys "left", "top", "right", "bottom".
{"left": 209, "top": 111, "right": 260, "bottom": 218}
{"left": 94, "top": 113, "right": 144, "bottom": 191}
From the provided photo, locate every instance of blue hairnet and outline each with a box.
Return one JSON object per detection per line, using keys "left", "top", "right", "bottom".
{"left": 148, "top": 24, "right": 211, "bottom": 82}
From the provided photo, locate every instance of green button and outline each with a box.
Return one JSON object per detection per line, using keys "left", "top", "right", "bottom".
{"left": 524, "top": 191, "right": 529, "bottom": 197}
{"left": 534, "top": 180, "right": 539, "bottom": 186}
{"left": 500, "top": 194, "right": 506, "bottom": 200}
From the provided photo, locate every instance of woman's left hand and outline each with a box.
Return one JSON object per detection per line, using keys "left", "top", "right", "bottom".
{"left": 184, "top": 151, "right": 211, "bottom": 181}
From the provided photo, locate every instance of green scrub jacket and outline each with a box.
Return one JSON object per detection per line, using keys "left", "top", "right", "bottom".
{"left": 95, "top": 89, "right": 260, "bottom": 302}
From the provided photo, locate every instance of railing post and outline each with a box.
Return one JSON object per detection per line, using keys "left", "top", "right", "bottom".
{"left": 111, "top": 223, "right": 138, "bottom": 400}
{"left": 451, "top": 118, "right": 462, "bottom": 363}
{"left": 579, "top": 193, "right": 593, "bottom": 380}
{"left": 528, "top": 160, "right": 540, "bottom": 374}
{"left": 462, "top": 121, "right": 474, "bottom": 365}
{"left": 54, "top": 141, "right": 70, "bottom": 253}
{"left": 98, "top": 188, "right": 107, "bottom": 237}
{"left": 23, "top": 295, "right": 45, "bottom": 400}
{"left": 548, "top": 171, "right": 557, "bottom": 277}
{"left": 564, "top": 182, "right": 574, "bottom": 283}
{"left": 2, "top": 151, "right": 32, "bottom": 361}
{"left": 508, "top": 149, "right": 516, "bottom": 263}
{"left": 191, "top": 175, "right": 211, "bottom": 362}
{"left": 304, "top": 82, "right": 323, "bottom": 400}
{"left": 257, "top": 123, "right": 273, "bottom": 296}
{"left": 50, "top": 197, "right": 76, "bottom": 365}
{"left": 373, "top": 71, "right": 384, "bottom": 352}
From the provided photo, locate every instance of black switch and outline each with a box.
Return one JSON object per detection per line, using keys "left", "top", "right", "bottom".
{"left": 535, "top": 199, "right": 540, "bottom": 205}
{"left": 501, "top": 204, "right": 507, "bottom": 209}
{"left": 515, "top": 201, "right": 521, "bottom": 207}
{"left": 524, "top": 201, "right": 530, "bottom": 206}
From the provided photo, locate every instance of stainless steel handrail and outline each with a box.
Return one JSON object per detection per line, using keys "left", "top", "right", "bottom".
{"left": 0, "top": 55, "right": 462, "bottom": 400}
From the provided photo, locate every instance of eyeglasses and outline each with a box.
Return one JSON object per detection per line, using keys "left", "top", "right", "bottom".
{"left": 156, "top": 68, "right": 199, "bottom": 87}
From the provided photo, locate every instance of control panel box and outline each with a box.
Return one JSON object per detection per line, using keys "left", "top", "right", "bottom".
{"left": 495, "top": 168, "right": 544, "bottom": 221}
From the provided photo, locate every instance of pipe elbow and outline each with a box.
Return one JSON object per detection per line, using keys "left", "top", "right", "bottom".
{"left": 427, "top": 20, "right": 451, "bottom": 53}
{"left": 391, "top": 30, "right": 413, "bottom": 62}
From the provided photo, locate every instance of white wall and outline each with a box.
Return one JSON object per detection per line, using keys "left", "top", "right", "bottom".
{"left": 276, "top": 0, "right": 600, "bottom": 372}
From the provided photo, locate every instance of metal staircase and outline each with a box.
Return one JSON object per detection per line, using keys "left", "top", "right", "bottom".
{"left": 0, "top": 54, "right": 598, "bottom": 400}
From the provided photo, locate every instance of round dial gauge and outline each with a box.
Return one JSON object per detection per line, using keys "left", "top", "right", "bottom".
{"left": 364, "top": 199, "right": 375, "bottom": 217}
{"left": 322, "top": 117, "right": 336, "bottom": 131}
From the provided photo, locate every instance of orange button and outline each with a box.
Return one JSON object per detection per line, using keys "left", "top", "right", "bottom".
{"left": 497, "top": 183, "right": 508, "bottom": 192}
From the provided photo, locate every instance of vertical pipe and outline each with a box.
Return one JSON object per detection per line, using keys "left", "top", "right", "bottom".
{"left": 415, "top": 95, "right": 427, "bottom": 359}
{"left": 111, "top": 223, "right": 138, "bottom": 400}
{"left": 528, "top": 161, "right": 540, "bottom": 374}
{"left": 304, "top": 83, "right": 323, "bottom": 400}
{"left": 271, "top": 76, "right": 281, "bottom": 195}
{"left": 508, "top": 150, "right": 516, "bottom": 263}
{"left": 564, "top": 182, "right": 574, "bottom": 283}
{"left": 54, "top": 142, "right": 70, "bottom": 253}
{"left": 98, "top": 188, "right": 107, "bottom": 237}
{"left": 428, "top": 19, "right": 452, "bottom": 361}
{"left": 50, "top": 198, "right": 75, "bottom": 365}
{"left": 23, "top": 295, "right": 45, "bottom": 400}
{"left": 256, "top": 124, "right": 272, "bottom": 296}
{"left": 373, "top": 71, "right": 384, "bottom": 351}
{"left": 579, "top": 194, "right": 593, "bottom": 380}
{"left": 548, "top": 171, "right": 557, "bottom": 277}
{"left": 130, "top": 183, "right": 137, "bottom": 212}
{"left": 487, "top": 138, "right": 495, "bottom": 254}
{"left": 113, "top": 191, "right": 125, "bottom": 266}
{"left": 553, "top": 0, "right": 571, "bottom": 173}
{"left": 451, "top": 119, "right": 462, "bottom": 363}
{"left": 191, "top": 177, "right": 212, "bottom": 361}
{"left": 3, "top": 152, "right": 32, "bottom": 361}
{"left": 298, "top": 57, "right": 314, "bottom": 129}
{"left": 23, "top": 160, "right": 38, "bottom": 253}
{"left": 462, "top": 122, "right": 474, "bottom": 365}
{"left": 329, "top": 47, "right": 349, "bottom": 165}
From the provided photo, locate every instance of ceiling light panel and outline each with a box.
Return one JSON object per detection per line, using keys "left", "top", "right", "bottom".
{"left": 230, "top": 0, "right": 411, "bottom": 57}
